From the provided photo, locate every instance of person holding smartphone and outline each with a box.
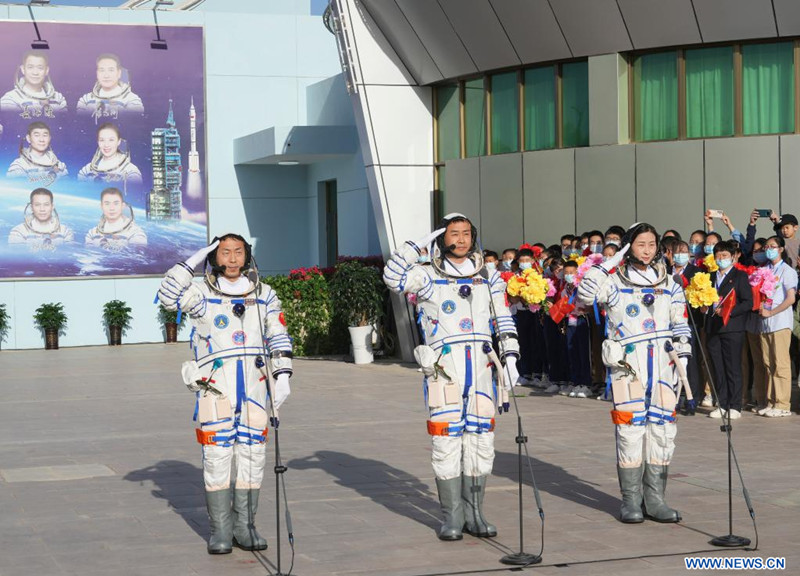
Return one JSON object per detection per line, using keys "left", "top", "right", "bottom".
{"left": 769, "top": 213, "right": 799, "bottom": 268}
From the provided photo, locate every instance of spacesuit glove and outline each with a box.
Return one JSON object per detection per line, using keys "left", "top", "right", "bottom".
{"left": 412, "top": 228, "right": 446, "bottom": 253}
{"left": 600, "top": 243, "right": 629, "bottom": 272}
{"left": 184, "top": 239, "right": 220, "bottom": 270}
{"left": 273, "top": 373, "right": 291, "bottom": 410}
{"left": 503, "top": 356, "right": 519, "bottom": 392}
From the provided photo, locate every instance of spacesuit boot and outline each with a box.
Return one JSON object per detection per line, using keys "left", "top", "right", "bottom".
{"left": 205, "top": 489, "right": 233, "bottom": 554}
{"left": 462, "top": 475, "right": 497, "bottom": 537}
{"left": 616, "top": 466, "right": 645, "bottom": 523}
{"left": 435, "top": 477, "right": 464, "bottom": 541}
{"left": 232, "top": 489, "right": 268, "bottom": 551}
{"left": 642, "top": 464, "right": 681, "bottom": 523}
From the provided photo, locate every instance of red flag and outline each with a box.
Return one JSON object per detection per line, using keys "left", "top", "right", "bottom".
{"left": 751, "top": 284, "right": 762, "bottom": 312}
{"left": 549, "top": 297, "right": 575, "bottom": 324}
{"left": 719, "top": 289, "right": 737, "bottom": 327}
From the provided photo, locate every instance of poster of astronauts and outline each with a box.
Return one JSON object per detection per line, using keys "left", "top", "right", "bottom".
{"left": 0, "top": 21, "right": 207, "bottom": 278}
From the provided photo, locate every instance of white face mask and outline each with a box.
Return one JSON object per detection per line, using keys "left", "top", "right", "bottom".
{"left": 485, "top": 262, "right": 497, "bottom": 272}
{"left": 502, "top": 259, "right": 513, "bottom": 270}
{"left": 519, "top": 262, "right": 532, "bottom": 270}
{"left": 606, "top": 239, "right": 620, "bottom": 247}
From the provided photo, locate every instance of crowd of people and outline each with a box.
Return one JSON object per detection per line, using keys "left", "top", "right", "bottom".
{"left": 484, "top": 210, "right": 799, "bottom": 419}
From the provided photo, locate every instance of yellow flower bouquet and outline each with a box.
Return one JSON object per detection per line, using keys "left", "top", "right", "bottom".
{"left": 506, "top": 268, "right": 556, "bottom": 312}
{"left": 703, "top": 253, "right": 719, "bottom": 273}
{"left": 685, "top": 272, "right": 719, "bottom": 309}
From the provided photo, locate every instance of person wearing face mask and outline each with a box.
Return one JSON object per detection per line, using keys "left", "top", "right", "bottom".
{"left": 702, "top": 232, "right": 722, "bottom": 258}
{"left": 511, "top": 248, "right": 538, "bottom": 387}
{"left": 560, "top": 234, "right": 576, "bottom": 254}
{"left": 687, "top": 230, "right": 707, "bottom": 262}
{"left": 604, "top": 225, "right": 625, "bottom": 249}
{"left": 483, "top": 250, "right": 499, "bottom": 273}
{"left": 560, "top": 260, "right": 592, "bottom": 398}
{"left": 757, "top": 236, "right": 797, "bottom": 418}
{"left": 500, "top": 248, "right": 517, "bottom": 272}
{"left": 704, "top": 241, "right": 753, "bottom": 420}
{"left": 743, "top": 239, "right": 769, "bottom": 413}
{"left": 542, "top": 258, "right": 569, "bottom": 393}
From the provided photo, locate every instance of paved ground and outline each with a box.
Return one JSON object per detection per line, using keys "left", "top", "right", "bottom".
{"left": 1, "top": 343, "right": 799, "bottom": 576}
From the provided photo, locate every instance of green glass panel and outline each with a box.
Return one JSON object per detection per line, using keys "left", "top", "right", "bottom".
{"left": 633, "top": 51, "right": 679, "bottom": 141}
{"left": 523, "top": 66, "right": 556, "bottom": 150}
{"left": 490, "top": 72, "right": 519, "bottom": 154}
{"left": 464, "top": 78, "right": 486, "bottom": 157}
{"left": 685, "top": 46, "right": 734, "bottom": 138}
{"left": 743, "top": 42, "right": 795, "bottom": 135}
{"left": 561, "top": 61, "right": 589, "bottom": 147}
{"left": 435, "top": 85, "right": 460, "bottom": 162}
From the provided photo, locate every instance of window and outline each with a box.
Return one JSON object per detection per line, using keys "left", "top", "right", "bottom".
{"left": 743, "top": 42, "right": 795, "bottom": 135}
{"left": 685, "top": 46, "right": 734, "bottom": 138}
{"left": 464, "top": 78, "right": 486, "bottom": 157}
{"left": 435, "top": 85, "right": 460, "bottom": 162}
{"left": 490, "top": 72, "right": 519, "bottom": 154}
{"left": 561, "top": 61, "right": 589, "bottom": 147}
{"left": 633, "top": 51, "right": 678, "bottom": 141}
{"left": 523, "top": 66, "right": 556, "bottom": 150}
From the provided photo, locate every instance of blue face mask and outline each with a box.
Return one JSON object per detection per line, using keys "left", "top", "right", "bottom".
{"left": 766, "top": 248, "right": 780, "bottom": 262}
{"left": 417, "top": 254, "right": 430, "bottom": 264}
{"left": 564, "top": 274, "right": 575, "bottom": 284}
{"left": 703, "top": 244, "right": 715, "bottom": 255}
{"left": 716, "top": 258, "right": 732, "bottom": 270}
{"left": 501, "top": 259, "right": 513, "bottom": 270}
{"left": 485, "top": 262, "right": 497, "bottom": 272}
{"left": 753, "top": 251, "right": 767, "bottom": 265}
{"left": 673, "top": 253, "right": 690, "bottom": 267}
{"left": 689, "top": 243, "right": 701, "bottom": 255}
{"left": 519, "top": 262, "right": 532, "bottom": 270}
{"left": 590, "top": 243, "right": 603, "bottom": 254}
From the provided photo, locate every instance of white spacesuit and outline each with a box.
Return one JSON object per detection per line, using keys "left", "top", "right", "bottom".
{"left": 577, "top": 223, "right": 692, "bottom": 524}
{"left": 384, "top": 213, "right": 520, "bottom": 541}
{"left": 8, "top": 210, "right": 73, "bottom": 249}
{"left": 0, "top": 78, "right": 67, "bottom": 117}
{"left": 7, "top": 148, "right": 67, "bottom": 183}
{"left": 85, "top": 215, "right": 147, "bottom": 250}
{"left": 76, "top": 82, "right": 144, "bottom": 119}
{"left": 159, "top": 236, "right": 292, "bottom": 555}
{"left": 77, "top": 149, "right": 142, "bottom": 186}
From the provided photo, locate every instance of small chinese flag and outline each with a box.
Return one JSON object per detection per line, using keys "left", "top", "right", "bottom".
{"left": 719, "top": 289, "right": 736, "bottom": 327}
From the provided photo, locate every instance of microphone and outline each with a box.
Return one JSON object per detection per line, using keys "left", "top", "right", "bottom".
{"left": 445, "top": 243, "right": 457, "bottom": 253}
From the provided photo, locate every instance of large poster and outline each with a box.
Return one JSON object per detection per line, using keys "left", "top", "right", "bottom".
{"left": 0, "top": 21, "right": 207, "bottom": 278}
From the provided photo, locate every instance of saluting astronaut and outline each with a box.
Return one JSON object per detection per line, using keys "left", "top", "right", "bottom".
{"left": 159, "top": 235, "right": 293, "bottom": 554}
{"left": 0, "top": 50, "right": 67, "bottom": 117}
{"left": 84, "top": 187, "right": 147, "bottom": 250}
{"left": 577, "top": 223, "right": 692, "bottom": 524}
{"left": 76, "top": 53, "right": 144, "bottom": 119}
{"left": 7, "top": 122, "right": 67, "bottom": 184}
{"left": 8, "top": 187, "right": 73, "bottom": 250}
{"left": 78, "top": 123, "right": 142, "bottom": 186}
{"left": 384, "top": 213, "right": 520, "bottom": 541}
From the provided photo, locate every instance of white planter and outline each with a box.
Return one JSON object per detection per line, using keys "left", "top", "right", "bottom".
{"left": 348, "top": 325, "right": 374, "bottom": 365}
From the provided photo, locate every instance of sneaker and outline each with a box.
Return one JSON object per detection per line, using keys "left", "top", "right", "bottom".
{"left": 575, "top": 385, "right": 590, "bottom": 398}
{"left": 764, "top": 408, "right": 792, "bottom": 418}
{"left": 701, "top": 395, "right": 713, "bottom": 408}
{"left": 559, "top": 384, "right": 574, "bottom": 396}
{"left": 544, "top": 383, "right": 560, "bottom": 394}
{"left": 728, "top": 409, "right": 742, "bottom": 420}
{"left": 751, "top": 404, "right": 766, "bottom": 414}
{"left": 708, "top": 408, "right": 725, "bottom": 419}
{"left": 518, "top": 375, "right": 532, "bottom": 386}
{"left": 757, "top": 405, "right": 773, "bottom": 416}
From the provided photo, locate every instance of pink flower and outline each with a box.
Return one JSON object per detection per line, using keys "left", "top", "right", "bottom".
{"left": 528, "top": 304, "right": 541, "bottom": 313}
{"left": 749, "top": 268, "right": 779, "bottom": 297}
{"left": 575, "top": 253, "right": 604, "bottom": 285}
{"left": 406, "top": 293, "right": 418, "bottom": 305}
{"left": 545, "top": 278, "right": 556, "bottom": 298}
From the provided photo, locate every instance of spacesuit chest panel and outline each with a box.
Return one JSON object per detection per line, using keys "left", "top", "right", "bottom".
{"left": 192, "top": 291, "right": 268, "bottom": 368}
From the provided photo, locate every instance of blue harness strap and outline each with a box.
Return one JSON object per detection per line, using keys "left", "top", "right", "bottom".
{"left": 645, "top": 343, "right": 654, "bottom": 408}
{"left": 235, "top": 359, "right": 245, "bottom": 416}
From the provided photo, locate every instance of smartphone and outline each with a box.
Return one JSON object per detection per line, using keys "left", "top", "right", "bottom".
{"left": 708, "top": 209, "right": 724, "bottom": 219}
{"left": 756, "top": 209, "right": 772, "bottom": 218}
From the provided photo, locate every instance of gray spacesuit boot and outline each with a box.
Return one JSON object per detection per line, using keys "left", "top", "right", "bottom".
{"left": 232, "top": 489, "right": 268, "bottom": 551}
{"left": 205, "top": 489, "right": 233, "bottom": 554}
{"left": 643, "top": 464, "right": 681, "bottom": 523}
{"left": 462, "top": 475, "right": 497, "bottom": 537}
{"left": 435, "top": 477, "right": 464, "bottom": 541}
{"left": 616, "top": 466, "right": 645, "bottom": 523}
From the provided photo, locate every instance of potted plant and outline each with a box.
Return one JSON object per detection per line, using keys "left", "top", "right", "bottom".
{"left": 329, "top": 261, "right": 386, "bottom": 364}
{"left": 102, "top": 300, "right": 133, "bottom": 346}
{"left": 33, "top": 302, "right": 67, "bottom": 350}
{"left": 158, "top": 304, "right": 185, "bottom": 343}
{"left": 0, "top": 303, "right": 9, "bottom": 350}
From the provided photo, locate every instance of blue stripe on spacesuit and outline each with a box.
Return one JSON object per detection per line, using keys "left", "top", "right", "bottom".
{"left": 236, "top": 359, "right": 245, "bottom": 415}
{"left": 594, "top": 299, "right": 601, "bottom": 324}
{"left": 645, "top": 344, "right": 654, "bottom": 408}
{"left": 193, "top": 393, "right": 199, "bottom": 421}
{"left": 616, "top": 330, "right": 673, "bottom": 347}
{"left": 431, "top": 408, "right": 461, "bottom": 418}
{"left": 433, "top": 278, "right": 483, "bottom": 285}
{"left": 207, "top": 298, "right": 222, "bottom": 304}
{"left": 463, "top": 345, "right": 473, "bottom": 400}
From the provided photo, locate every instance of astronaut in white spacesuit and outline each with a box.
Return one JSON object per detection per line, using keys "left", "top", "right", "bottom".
{"left": 84, "top": 187, "right": 147, "bottom": 250}
{"left": 384, "top": 213, "right": 520, "bottom": 541}
{"left": 577, "top": 223, "right": 692, "bottom": 524}
{"left": 76, "top": 53, "right": 144, "bottom": 119}
{"left": 0, "top": 50, "right": 67, "bottom": 117}
{"left": 159, "top": 234, "right": 293, "bottom": 554}
{"left": 77, "top": 123, "right": 142, "bottom": 186}
{"left": 8, "top": 187, "right": 73, "bottom": 249}
{"left": 7, "top": 122, "right": 68, "bottom": 183}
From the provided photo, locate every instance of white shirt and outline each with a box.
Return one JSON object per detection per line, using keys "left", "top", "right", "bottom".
{"left": 761, "top": 261, "right": 798, "bottom": 334}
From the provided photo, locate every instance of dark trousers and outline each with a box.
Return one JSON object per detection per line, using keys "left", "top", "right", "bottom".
{"left": 543, "top": 316, "right": 568, "bottom": 382}
{"left": 531, "top": 311, "right": 547, "bottom": 376}
{"left": 707, "top": 330, "right": 746, "bottom": 412}
{"left": 515, "top": 310, "right": 535, "bottom": 377}
{"left": 566, "top": 317, "right": 591, "bottom": 387}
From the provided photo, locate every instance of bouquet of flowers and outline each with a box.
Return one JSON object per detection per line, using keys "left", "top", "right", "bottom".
{"left": 575, "top": 253, "right": 604, "bottom": 285}
{"left": 506, "top": 268, "right": 556, "bottom": 313}
{"left": 748, "top": 267, "right": 779, "bottom": 311}
{"left": 685, "top": 272, "right": 719, "bottom": 309}
{"left": 703, "top": 254, "right": 719, "bottom": 273}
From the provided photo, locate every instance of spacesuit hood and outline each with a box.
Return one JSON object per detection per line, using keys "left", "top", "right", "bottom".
{"left": 617, "top": 260, "right": 669, "bottom": 288}
{"left": 13, "top": 73, "right": 57, "bottom": 102}
{"left": 431, "top": 243, "right": 485, "bottom": 279}
{"left": 204, "top": 266, "right": 261, "bottom": 297}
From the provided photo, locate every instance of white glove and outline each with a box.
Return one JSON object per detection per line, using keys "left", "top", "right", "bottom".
{"left": 413, "top": 228, "right": 446, "bottom": 252}
{"left": 185, "top": 239, "right": 220, "bottom": 270}
{"left": 273, "top": 373, "right": 291, "bottom": 410}
{"left": 180, "top": 360, "right": 203, "bottom": 392}
{"left": 503, "top": 356, "right": 519, "bottom": 391}
{"left": 601, "top": 243, "right": 630, "bottom": 271}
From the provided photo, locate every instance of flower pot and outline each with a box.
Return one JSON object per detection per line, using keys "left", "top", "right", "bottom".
{"left": 44, "top": 328, "right": 59, "bottom": 350}
{"left": 348, "top": 325, "right": 374, "bottom": 365}
{"left": 109, "top": 325, "right": 122, "bottom": 346}
{"left": 165, "top": 322, "right": 178, "bottom": 343}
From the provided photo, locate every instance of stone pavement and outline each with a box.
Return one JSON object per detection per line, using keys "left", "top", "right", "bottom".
{"left": 1, "top": 343, "right": 799, "bottom": 576}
